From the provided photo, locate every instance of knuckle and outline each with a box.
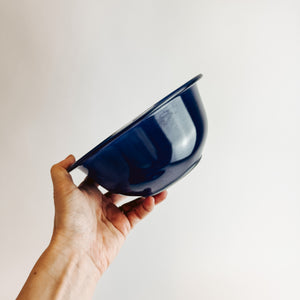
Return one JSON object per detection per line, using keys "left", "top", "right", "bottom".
{"left": 134, "top": 207, "right": 143, "bottom": 219}
{"left": 142, "top": 202, "right": 152, "bottom": 213}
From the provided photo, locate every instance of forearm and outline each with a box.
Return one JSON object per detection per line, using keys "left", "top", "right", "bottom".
{"left": 17, "top": 238, "right": 100, "bottom": 300}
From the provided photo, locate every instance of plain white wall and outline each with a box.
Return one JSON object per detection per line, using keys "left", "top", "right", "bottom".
{"left": 1, "top": 0, "right": 299, "bottom": 299}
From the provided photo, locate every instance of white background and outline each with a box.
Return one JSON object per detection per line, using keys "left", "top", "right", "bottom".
{"left": 0, "top": 0, "right": 299, "bottom": 299}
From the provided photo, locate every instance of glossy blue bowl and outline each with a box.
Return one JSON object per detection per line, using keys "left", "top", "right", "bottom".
{"left": 68, "top": 74, "right": 207, "bottom": 196}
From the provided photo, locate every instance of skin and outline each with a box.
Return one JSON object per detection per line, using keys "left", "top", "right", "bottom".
{"left": 17, "top": 155, "right": 167, "bottom": 299}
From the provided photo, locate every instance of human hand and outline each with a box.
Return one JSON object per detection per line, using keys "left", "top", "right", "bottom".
{"left": 50, "top": 155, "right": 167, "bottom": 277}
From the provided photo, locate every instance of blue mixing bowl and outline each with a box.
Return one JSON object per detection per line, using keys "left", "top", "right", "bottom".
{"left": 68, "top": 74, "right": 207, "bottom": 196}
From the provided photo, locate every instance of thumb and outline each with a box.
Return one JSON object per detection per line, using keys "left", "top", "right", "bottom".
{"left": 50, "top": 155, "right": 76, "bottom": 195}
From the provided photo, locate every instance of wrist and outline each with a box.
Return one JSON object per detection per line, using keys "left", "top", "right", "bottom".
{"left": 42, "top": 238, "right": 101, "bottom": 299}
{"left": 17, "top": 235, "right": 100, "bottom": 300}
{"left": 49, "top": 231, "right": 102, "bottom": 279}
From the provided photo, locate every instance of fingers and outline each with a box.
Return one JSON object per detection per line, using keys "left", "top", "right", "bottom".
{"left": 125, "top": 196, "right": 155, "bottom": 228}
{"left": 105, "top": 190, "right": 168, "bottom": 237}
{"left": 104, "top": 192, "right": 127, "bottom": 204}
{"left": 119, "top": 190, "right": 167, "bottom": 228}
{"left": 104, "top": 190, "right": 167, "bottom": 205}
{"left": 153, "top": 190, "right": 168, "bottom": 205}
{"left": 105, "top": 197, "right": 156, "bottom": 237}
{"left": 50, "top": 155, "right": 76, "bottom": 195}
{"left": 105, "top": 202, "right": 131, "bottom": 237}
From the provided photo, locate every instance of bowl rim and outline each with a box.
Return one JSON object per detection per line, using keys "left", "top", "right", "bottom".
{"left": 68, "top": 74, "right": 202, "bottom": 172}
